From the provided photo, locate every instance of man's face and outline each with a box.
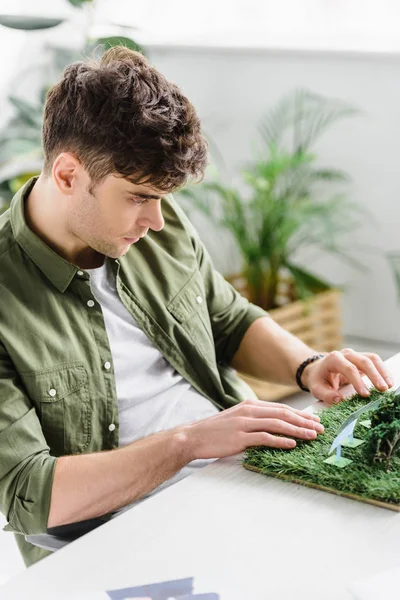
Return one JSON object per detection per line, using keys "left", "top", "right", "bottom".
{"left": 68, "top": 170, "right": 166, "bottom": 259}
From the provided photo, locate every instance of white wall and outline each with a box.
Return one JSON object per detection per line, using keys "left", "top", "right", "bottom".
{"left": 148, "top": 46, "right": 400, "bottom": 344}
{"left": 100, "top": 0, "right": 400, "bottom": 53}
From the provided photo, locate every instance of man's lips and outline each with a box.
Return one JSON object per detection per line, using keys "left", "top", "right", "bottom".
{"left": 124, "top": 237, "right": 140, "bottom": 244}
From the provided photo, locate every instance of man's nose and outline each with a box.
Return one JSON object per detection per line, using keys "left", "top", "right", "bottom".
{"left": 137, "top": 201, "right": 164, "bottom": 232}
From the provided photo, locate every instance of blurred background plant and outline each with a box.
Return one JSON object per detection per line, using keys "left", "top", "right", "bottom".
{"left": 0, "top": 0, "right": 143, "bottom": 212}
{"left": 387, "top": 253, "right": 400, "bottom": 305}
{"left": 180, "top": 89, "right": 369, "bottom": 310}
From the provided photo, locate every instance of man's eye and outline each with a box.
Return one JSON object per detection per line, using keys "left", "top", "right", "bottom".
{"left": 129, "top": 196, "right": 147, "bottom": 205}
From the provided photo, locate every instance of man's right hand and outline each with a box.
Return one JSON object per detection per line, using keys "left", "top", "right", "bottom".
{"left": 185, "top": 398, "right": 324, "bottom": 460}
{"left": 48, "top": 399, "right": 324, "bottom": 528}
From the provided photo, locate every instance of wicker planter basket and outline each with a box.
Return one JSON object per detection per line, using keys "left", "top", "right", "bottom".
{"left": 229, "top": 276, "right": 343, "bottom": 401}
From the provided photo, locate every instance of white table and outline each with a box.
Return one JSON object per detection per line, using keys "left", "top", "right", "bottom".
{"left": 1, "top": 355, "right": 400, "bottom": 600}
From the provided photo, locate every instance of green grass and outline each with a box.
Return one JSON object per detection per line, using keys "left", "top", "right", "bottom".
{"left": 243, "top": 389, "right": 400, "bottom": 507}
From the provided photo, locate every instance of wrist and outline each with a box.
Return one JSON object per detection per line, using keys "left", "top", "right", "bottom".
{"left": 296, "top": 353, "right": 326, "bottom": 392}
{"left": 172, "top": 424, "right": 198, "bottom": 463}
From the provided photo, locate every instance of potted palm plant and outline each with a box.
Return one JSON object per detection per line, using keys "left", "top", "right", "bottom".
{"left": 180, "top": 89, "right": 366, "bottom": 400}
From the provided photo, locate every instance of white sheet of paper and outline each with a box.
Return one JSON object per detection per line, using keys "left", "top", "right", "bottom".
{"left": 53, "top": 593, "right": 110, "bottom": 599}
{"left": 348, "top": 565, "right": 400, "bottom": 599}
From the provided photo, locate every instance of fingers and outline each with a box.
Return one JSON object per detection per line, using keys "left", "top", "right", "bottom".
{"left": 265, "top": 401, "right": 321, "bottom": 421}
{"left": 310, "top": 349, "right": 394, "bottom": 405}
{"left": 331, "top": 351, "right": 371, "bottom": 398}
{"left": 341, "top": 349, "right": 395, "bottom": 392}
{"left": 242, "top": 398, "right": 321, "bottom": 422}
{"left": 361, "top": 352, "right": 394, "bottom": 387}
{"left": 231, "top": 401, "right": 324, "bottom": 450}
{"left": 242, "top": 409, "right": 324, "bottom": 450}
{"left": 311, "top": 350, "right": 373, "bottom": 404}
{"left": 239, "top": 404, "right": 324, "bottom": 432}
{"left": 311, "top": 383, "right": 343, "bottom": 405}
{"left": 340, "top": 349, "right": 391, "bottom": 393}
{"left": 246, "top": 431, "right": 297, "bottom": 449}
{"left": 311, "top": 374, "right": 352, "bottom": 405}
{"left": 244, "top": 417, "right": 320, "bottom": 441}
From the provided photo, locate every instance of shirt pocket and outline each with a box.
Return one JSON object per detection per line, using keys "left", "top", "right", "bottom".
{"left": 20, "top": 363, "right": 91, "bottom": 457}
{"left": 167, "top": 269, "right": 215, "bottom": 362}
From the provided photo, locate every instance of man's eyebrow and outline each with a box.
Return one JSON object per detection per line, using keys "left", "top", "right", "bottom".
{"left": 125, "top": 180, "right": 163, "bottom": 200}
{"left": 131, "top": 192, "right": 162, "bottom": 200}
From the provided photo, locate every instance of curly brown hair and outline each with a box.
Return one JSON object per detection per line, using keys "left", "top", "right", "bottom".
{"left": 42, "top": 46, "right": 208, "bottom": 191}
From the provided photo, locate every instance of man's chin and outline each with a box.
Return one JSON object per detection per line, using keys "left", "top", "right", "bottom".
{"left": 90, "top": 238, "right": 135, "bottom": 260}
{"left": 103, "top": 250, "right": 128, "bottom": 260}
{"left": 104, "top": 244, "right": 132, "bottom": 260}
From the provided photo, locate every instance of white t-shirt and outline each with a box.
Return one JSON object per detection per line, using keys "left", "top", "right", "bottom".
{"left": 86, "top": 259, "right": 219, "bottom": 511}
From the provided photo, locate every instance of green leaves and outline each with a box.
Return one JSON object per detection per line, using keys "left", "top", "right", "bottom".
{"left": 0, "top": 83, "right": 46, "bottom": 198}
{"left": 0, "top": 91, "right": 44, "bottom": 166}
{"left": 284, "top": 263, "right": 332, "bottom": 301}
{"left": 387, "top": 253, "right": 400, "bottom": 303}
{"left": 8, "top": 96, "right": 44, "bottom": 129}
{"left": 67, "top": 0, "right": 94, "bottom": 7}
{"left": 0, "top": 15, "right": 64, "bottom": 30}
{"left": 91, "top": 36, "right": 145, "bottom": 55}
{"left": 365, "top": 395, "right": 400, "bottom": 470}
{"left": 260, "top": 88, "right": 359, "bottom": 154}
{"left": 179, "top": 89, "right": 363, "bottom": 309}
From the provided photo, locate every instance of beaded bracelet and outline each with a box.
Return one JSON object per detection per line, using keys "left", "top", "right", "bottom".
{"left": 295, "top": 354, "right": 326, "bottom": 392}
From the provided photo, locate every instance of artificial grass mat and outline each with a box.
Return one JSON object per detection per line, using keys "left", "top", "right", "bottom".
{"left": 243, "top": 389, "right": 400, "bottom": 509}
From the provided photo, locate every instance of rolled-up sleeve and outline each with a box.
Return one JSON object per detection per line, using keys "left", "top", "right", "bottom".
{"left": 0, "top": 346, "right": 56, "bottom": 535}
{"left": 172, "top": 199, "right": 269, "bottom": 365}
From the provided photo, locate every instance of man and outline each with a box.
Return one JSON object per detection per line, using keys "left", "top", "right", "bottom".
{"left": 0, "top": 46, "right": 393, "bottom": 567}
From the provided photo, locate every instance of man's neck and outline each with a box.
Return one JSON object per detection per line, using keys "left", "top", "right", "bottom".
{"left": 24, "top": 176, "right": 104, "bottom": 269}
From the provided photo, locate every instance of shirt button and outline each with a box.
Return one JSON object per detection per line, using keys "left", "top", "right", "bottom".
{"left": 48, "top": 388, "right": 57, "bottom": 397}
{"left": 196, "top": 295, "right": 203, "bottom": 304}
{"left": 87, "top": 300, "right": 95, "bottom": 308}
{"left": 108, "top": 423, "right": 116, "bottom": 432}
{"left": 104, "top": 361, "right": 111, "bottom": 370}
{"left": 77, "top": 270, "right": 84, "bottom": 277}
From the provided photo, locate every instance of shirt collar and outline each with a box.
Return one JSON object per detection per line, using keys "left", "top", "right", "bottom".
{"left": 10, "top": 177, "right": 79, "bottom": 293}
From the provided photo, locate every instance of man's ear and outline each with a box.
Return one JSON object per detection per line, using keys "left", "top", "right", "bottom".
{"left": 52, "top": 152, "right": 82, "bottom": 195}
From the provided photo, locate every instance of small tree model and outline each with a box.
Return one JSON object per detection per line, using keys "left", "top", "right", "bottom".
{"left": 364, "top": 395, "right": 400, "bottom": 471}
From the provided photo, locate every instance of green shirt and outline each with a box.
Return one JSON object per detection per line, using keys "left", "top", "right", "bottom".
{"left": 0, "top": 178, "right": 267, "bottom": 566}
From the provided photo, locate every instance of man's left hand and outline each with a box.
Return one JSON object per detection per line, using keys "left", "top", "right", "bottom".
{"left": 301, "top": 348, "right": 394, "bottom": 405}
